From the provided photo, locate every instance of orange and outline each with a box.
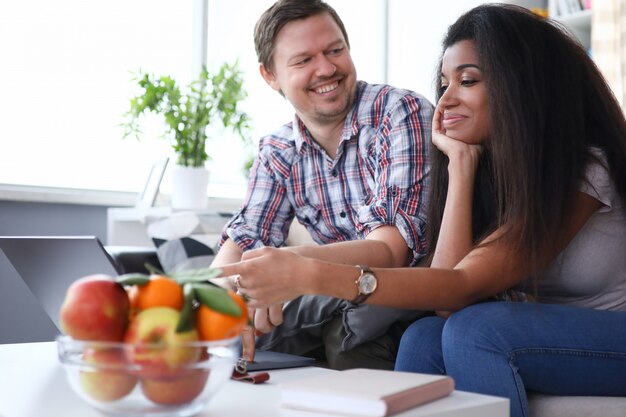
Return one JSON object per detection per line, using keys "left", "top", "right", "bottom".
{"left": 196, "top": 291, "right": 248, "bottom": 341}
{"left": 131, "top": 275, "right": 184, "bottom": 311}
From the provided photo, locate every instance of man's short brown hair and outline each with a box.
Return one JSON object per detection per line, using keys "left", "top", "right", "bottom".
{"left": 254, "top": 0, "right": 350, "bottom": 73}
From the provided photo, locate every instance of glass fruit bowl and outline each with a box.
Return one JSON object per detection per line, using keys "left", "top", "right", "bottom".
{"left": 57, "top": 335, "right": 238, "bottom": 417}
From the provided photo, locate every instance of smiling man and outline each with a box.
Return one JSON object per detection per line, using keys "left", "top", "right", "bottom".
{"left": 211, "top": 0, "right": 433, "bottom": 370}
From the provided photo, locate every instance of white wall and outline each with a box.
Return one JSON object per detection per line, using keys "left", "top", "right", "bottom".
{"left": 387, "top": 0, "right": 545, "bottom": 104}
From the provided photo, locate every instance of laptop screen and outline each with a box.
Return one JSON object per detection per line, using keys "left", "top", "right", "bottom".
{"left": 0, "top": 236, "right": 120, "bottom": 337}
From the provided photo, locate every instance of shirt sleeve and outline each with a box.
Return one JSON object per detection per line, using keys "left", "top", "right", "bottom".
{"left": 218, "top": 138, "right": 295, "bottom": 251}
{"left": 355, "top": 94, "right": 432, "bottom": 266}
{"left": 581, "top": 148, "right": 615, "bottom": 213}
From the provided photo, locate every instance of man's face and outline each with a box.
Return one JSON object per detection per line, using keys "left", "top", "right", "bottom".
{"left": 261, "top": 12, "right": 357, "bottom": 127}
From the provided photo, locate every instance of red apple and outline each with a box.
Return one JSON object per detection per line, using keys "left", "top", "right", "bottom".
{"left": 141, "top": 369, "right": 210, "bottom": 405}
{"left": 79, "top": 347, "right": 138, "bottom": 402}
{"left": 60, "top": 274, "right": 130, "bottom": 341}
{"left": 124, "top": 307, "right": 200, "bottom": 378}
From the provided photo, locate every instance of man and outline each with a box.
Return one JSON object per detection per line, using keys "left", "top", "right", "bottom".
{"left": 212, "top": 0, "right": 432, "bottom": 370}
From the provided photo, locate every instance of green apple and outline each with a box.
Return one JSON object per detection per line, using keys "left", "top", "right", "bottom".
{"left": 79, "top": 347, "right": 137, "bottom": 402}
{"left": 60, "top": 274, "right": 130, "bottom": 341}
{"left": 124, "top": 307, "right": 200, "bottom": 378}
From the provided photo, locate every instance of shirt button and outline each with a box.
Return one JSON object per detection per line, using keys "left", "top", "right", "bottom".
{"left": 340, "top": 211, "right": 346, "bottom": 218}
{"left": 331, "top": 170, "right": 338, "bottom": 177}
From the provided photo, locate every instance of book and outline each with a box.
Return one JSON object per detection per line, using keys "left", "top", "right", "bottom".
{"left": 280, "top": 368, "right": 455, "bottom": 417}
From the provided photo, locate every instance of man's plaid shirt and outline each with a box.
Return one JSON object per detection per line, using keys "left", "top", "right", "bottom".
{"left": 221, "top": 81, "right": 433, "bottom": 265}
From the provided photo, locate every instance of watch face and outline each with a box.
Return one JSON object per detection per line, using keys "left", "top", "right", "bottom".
{"left": 359, "top": 273, "right": 377, "bottom": 294}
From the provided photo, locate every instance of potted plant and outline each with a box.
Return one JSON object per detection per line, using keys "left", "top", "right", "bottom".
{"left": 123, "top": 62, "right": 251, "bottom": 209}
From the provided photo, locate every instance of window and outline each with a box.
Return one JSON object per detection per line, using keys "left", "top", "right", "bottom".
{"left": 0, "top": 0, "right": 388, "bottom": 200}
{"left": 0, "top": 0, "right": 193, "bottom": 194}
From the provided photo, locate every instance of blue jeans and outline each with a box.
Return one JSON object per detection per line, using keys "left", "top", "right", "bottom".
{"left": 395, "top": 302, "right": 626, "bottom": 417}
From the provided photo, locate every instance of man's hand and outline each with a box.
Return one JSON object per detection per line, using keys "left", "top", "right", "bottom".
{"left": 240, "top": 304, "right": 284, "bottom": 361}
{"left": 210, "top": 275, "right": 238, "bottom": 292}
{"left": 254, "top": 304, "right": 284, "bottom": 333}
{"left": 220, "top": 247, "right": 311, "bottom": 308}
{"left": 240, "top": 310, "right": 256, "bottom": 362}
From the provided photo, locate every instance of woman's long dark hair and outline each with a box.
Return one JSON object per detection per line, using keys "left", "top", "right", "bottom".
{"left": 425, "top": 4, "right": 626, "bottom": 271}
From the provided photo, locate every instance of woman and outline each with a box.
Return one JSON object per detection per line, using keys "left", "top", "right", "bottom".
{"left": 220, "top": 5, "right": 626, "bottom": 416}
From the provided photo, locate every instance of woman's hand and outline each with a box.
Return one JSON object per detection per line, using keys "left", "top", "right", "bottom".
{"left": 432, "top": 105, "right": 483, "bottom": 172}
{"left": 219, "top": 246, "right": 312, "bottom": 308}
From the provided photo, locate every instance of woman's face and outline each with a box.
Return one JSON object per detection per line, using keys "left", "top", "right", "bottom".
{"left": 438, "top": 40, "right": 490, "bottom": 144}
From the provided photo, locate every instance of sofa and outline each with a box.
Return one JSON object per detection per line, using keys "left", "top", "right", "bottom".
{"left": 106, "top": 245, "right": 163, "bottom": 274}
{"left": 528, "top": 394, "right": 626, "bottom": 416}
{"left": 106, "top": 222, "right": 626, "bottom": 417}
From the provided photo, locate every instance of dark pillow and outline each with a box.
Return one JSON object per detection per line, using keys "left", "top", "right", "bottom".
{"left": 145, "top": 211, "right": 231, "bottom": 273}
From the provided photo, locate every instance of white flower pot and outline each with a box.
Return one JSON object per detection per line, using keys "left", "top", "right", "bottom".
{"left": 171, "top": 165, "right": 209, "bottom": 210}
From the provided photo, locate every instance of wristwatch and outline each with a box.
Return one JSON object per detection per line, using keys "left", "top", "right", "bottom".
{"left": 350, "top": 265, "right": 378, "bottom": 305}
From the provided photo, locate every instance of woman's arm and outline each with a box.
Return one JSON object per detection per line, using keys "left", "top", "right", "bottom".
{"left": 223, "top": 191, "right": 602, "bottom": 311}
{"left": 430, "top": 106, "right": 483, "bottom": 269}
{"left": 429, "top": 107, "right": 483, "bottom": 317}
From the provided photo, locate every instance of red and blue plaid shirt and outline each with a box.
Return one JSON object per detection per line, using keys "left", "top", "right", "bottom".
{"left": 221, "top": 81, "right": 433, "bottom": 265}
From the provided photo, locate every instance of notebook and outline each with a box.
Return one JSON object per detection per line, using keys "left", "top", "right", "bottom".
{"left": 239, "top": 345, "right": 316, "bottom": 371}
{"left": 0, "top": 235, "right": 316, "bottom": 370}
{"left": 280, "top": 368, "right": 455, "bottom": 416}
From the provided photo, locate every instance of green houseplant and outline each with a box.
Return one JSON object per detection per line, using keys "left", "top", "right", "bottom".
{"left": 122, "top": 62, "right": 251, "bottom": 208}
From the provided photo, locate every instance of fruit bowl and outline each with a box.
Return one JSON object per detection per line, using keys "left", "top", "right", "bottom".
{"left": 57, "top": 335, "right": 238, "bottom": 417}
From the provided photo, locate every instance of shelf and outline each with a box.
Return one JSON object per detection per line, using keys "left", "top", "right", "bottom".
{"left": 554, "top": 8, "right": 591, "bottom": 30}
{"left": 551, "top": 7, "right": 591, "bottom": 50}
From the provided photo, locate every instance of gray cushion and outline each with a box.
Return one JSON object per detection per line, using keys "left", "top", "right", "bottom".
{"left": 528, "top": 394, "right": 626, "bottom": 417}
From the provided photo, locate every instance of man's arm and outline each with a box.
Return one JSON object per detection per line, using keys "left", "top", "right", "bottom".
{"left": 211, "top": 239, "right": 243, "bottom": 290}
{"left": 215, "top": 135, "right": 295, "bottom": 255}
{"left": 212, "top": 238, "right": 244, "bottom": 266}
{"left": 284, "top": 225, "right": 410, "bottom": 267}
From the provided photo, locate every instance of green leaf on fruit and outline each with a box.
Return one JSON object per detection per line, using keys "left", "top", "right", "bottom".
{"left": 144, "top": 263, "right": 166, "bottom": 276}
{"left": 171, "top": 267, "right": 223, "bottom": 284}
{"left": 176, "top": 283, "right": 196, "bottom": 333}
{"left": 193, "top": 283, "right": 242, "bottom": 317}
{"left": 115, "top": 273, "right": 150, "bottom": 286}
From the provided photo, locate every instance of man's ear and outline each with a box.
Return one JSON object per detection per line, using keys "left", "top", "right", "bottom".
{"left": 260, "top": 64, "right": 280, "bottom": 92}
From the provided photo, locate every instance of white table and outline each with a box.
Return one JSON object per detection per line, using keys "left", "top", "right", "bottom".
{"left": 0, "top": 342, "right": 509, "bottom": 417}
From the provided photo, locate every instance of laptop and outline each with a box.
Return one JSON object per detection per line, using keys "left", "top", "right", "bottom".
{"left": 0, "top": 236, "right": 315, "bottom": 369}
{"left": 0, "top": 236, "right": 120, "bottom": 343}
